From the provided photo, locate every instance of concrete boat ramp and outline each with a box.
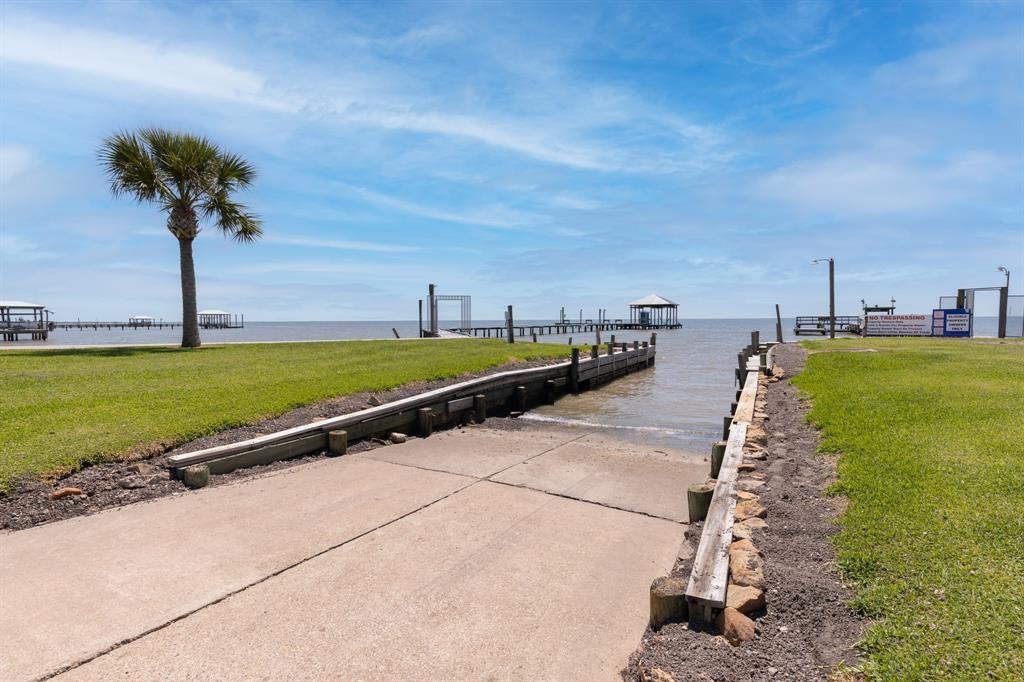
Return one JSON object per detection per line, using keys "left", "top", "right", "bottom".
{"left": 1, "top": 423, "right": 707, "bottom": 681}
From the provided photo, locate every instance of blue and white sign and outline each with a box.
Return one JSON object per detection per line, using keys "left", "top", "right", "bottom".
{"left": 932, "top": 309, "right": 972, "bottom": 337}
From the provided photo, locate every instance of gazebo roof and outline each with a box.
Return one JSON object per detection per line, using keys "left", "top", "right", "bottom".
{"left": 198, "top": 309, "right": 230, "bottom": 315}
{"left": 629, "top": 293, "right": 678, "bottom": 307}
{"left": 0, "top": 300, "right": 45, "bottom": 309}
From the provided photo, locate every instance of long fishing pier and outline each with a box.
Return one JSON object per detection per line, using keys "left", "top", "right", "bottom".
{"left": 451, "top": 320, "right": 681, "bottom": 338}
{"left": 50, "top": 321, "right": 182, "bottom": 331}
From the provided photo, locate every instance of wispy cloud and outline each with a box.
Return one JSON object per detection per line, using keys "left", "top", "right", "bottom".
{"left": 0, "top": 233, "right": 59, "bottom": 262}
{"left": 335, "top": 182, "right": 541, "bottom": 230}
{"left": 0, "top": 17, "right": 298, "bottom": 111}
{"left": 262, "top": 234, "right": 419, "bottom": 253}
{"left": 752, "top": 150, "right": 1010, "bottom": 215}
{"left": 0, "top": 145, "right": 35, "bottom": 184}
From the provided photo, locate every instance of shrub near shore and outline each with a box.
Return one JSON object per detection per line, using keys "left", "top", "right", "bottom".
{"left": 795, "top": 338, "right": 1024, "bottom": 679}
{"left": 0, "top": 339, "right": 574, "bottom": 491}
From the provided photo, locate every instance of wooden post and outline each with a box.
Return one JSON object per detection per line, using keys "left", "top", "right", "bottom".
{"left": 610, "top": 334, "right": 616, "bottom": 346}
{"left": 418, "top": 299, "right": 424, "bottom": 338}
{"left": 181, "top": 465, "right": 210, "bottom": 489}
{"left": 751, "top": 330, "right": 759, "bottom": 352}
{"left": 514, "top": 385, "right": 528, "bottom": 412}
{"left": 595, "top": 329, "right": 602, "bottom": 345}
{"left": 760, "top": 352, "right": 768, "bottom": 375}
{"left": 730, "top": 401, "right": 738, "bottom": 415}
{"left": 710, "top": 441, "right": 727, "bottom": 478}
{"left": 392, "top": 327, "right": 400, "bottom": 339}
{"left": 506, "top": 305, "right": 514, "bottom": 344}
{"left": 590, "top": 344, "right": 599, "bottom": 360}
{"left": 723, "top": 415, "right": 732, "bottom": 440}
{"left": 544, "top": 379, "right": 557, "bottom": 404}
{"left": 650, "top": 332, "right": 657, "bottom": 346}
{"left": 633, "top": 340, "right": 639, "bottom": 351}
{"left": 473, "top": 394, "right": 487, "bottom": 423}
{"left": 687, "top": 482, "right": 714, "bottom": 522}
{"left": 737, "top": 352, "right": 746, "bottom": 385}
{"left": 649, "top": 576, "right": 689, "bottom": 630}
{"left": 606, "top": 342, "right": 614, "bottom": 356}
{"left": 569, "top": 348, "right": 580, "bottom": 393}
{"left": 532, "top": 332, "right": 537, "bottom": 343}
{"left": 328, "top": 430, "right": 348, "bottom": 456}
{"left": 428, "top": 283, "right": 438, "bottom": 337}
{"left": 775, "top": 304, "right": 783, "bottom": 343}
{"left": 417, "top": 408, "right": 433, "bottom": 437}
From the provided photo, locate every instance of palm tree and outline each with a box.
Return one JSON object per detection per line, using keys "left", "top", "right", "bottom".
{"left": 99, "top": 128, "right": 262, "bottom": 348}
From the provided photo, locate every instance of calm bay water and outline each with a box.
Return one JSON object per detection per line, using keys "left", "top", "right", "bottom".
{"left": 3, "top": 316, "right": 1009, "bottom": 456}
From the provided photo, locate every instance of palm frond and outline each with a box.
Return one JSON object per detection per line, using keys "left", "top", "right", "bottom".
{"left": 98, "top": 131, "right": 167, "bottom": 202}
{"left": 202, "top": 191, "right": 264, "bottom": 243}
{"left": 214, "top": 152, "right": 258, "bottom": 191}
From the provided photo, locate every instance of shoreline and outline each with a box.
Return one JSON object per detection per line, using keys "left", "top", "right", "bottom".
{"left": 0, "top": 335, "right": 461, "bottom": 352}
{"left": 626, "top": 343, "right": 863, "bottom": 680}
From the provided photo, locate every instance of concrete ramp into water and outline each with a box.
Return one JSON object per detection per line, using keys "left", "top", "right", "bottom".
{"left": 1, "top": 423, "right": 705, "bottom": 681}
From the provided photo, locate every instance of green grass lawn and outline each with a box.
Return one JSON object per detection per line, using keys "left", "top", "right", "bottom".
{"left": 0, "top": 339, "right": 574, "bottom": 491}
{"left": 794, "top": 338, "right": 1024, "bottom": 680}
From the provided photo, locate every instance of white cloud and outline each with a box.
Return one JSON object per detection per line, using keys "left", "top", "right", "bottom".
{"left": 0, "top": 233, "right": 59, "bottom": 262}
{"left": 336, "top": 182, "right": 541, "bottom": 229}
{"left": 0, "top": 16, "right": 729, "bottom": 176}
{"left": 547, "top": 193, "right": 605, "bottom": 211}
{"left": 0, "top": 145, "right": 36, "bottom": 184}
{"left": 262, "top": 234, "right": 419, "bottom": 253}
{"left": 752, "top": 150, "right": 1009, "bottom": 215}
{"left": 337, "top": 106, "right": 618, "bottom": 171}
{"left": 875, "top": 34, "right": 1024, "bottom": 93}
{"left": 227, "top": 260, "right": 417, "bottom": 276}
{"left": 0, "top": 18, "right": 299, "bottom": 111}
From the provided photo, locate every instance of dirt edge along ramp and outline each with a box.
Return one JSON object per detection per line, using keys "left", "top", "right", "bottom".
{"left": 625, "top": 343, "right": 863, "bottom": 681}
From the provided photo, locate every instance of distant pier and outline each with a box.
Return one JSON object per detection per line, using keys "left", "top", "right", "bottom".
{"left": 420, "top": 285, "right": 682, "bottom": 340}
{"left": 50, "top": 321, "right": 182, "bottom": 331}
{"left": 451, "top": 320, "right": 681, "bottom": 338}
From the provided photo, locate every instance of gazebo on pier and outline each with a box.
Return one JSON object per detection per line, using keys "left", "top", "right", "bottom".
{"left": 1, "top": 300, "right": 50, "bottom": 341}
{"left": 197, "top": 309, "right": 244, "bottom": 329}
{"left": 629, "top": 294, "right": 680, "bottom": 328}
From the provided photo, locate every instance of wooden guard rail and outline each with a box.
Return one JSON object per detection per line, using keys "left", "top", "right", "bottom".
{"left": 168, "top": 342, "right": 655, "bottom": 476}
{"left": 685, "top": 345, "right": 771, "bottom": 620}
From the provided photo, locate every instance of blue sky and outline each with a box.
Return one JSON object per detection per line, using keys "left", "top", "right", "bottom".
{"left": 1, "top": 0, "right": 1021, "bottom": 321}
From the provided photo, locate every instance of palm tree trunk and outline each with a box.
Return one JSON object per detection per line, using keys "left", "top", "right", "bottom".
{"left": 178, "top": 237, "right": 201, "bottom": 348}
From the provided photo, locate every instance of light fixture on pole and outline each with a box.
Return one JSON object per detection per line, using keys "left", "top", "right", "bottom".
{"left": 997, "top": 266, "right": 1010, "bottom": 291}
{"left": 812, "top": 257, "right": 836, "bottom": 339}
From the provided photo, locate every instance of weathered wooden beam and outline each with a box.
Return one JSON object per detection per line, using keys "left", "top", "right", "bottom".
{"left": 204, "top": 432, "right": 328, "bottom": 475}
{"left": 168, "top": 347, "right": 656, "bottom": 472}
{"left": 685, "top": 421, "right": 748, "bottom": 612}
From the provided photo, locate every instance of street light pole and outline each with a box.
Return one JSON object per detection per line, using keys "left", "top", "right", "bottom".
{"left": 813, "top": 257, "right": 836, "bottom": 339}
{"left": 829, "top": 257, "right": 836, "bottom": 339}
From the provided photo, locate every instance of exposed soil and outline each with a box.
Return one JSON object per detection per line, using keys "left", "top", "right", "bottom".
{"left": 0, "top": 359, "right": 551, "bottom": 532}
{"left": 625, "top": 343, "right": 864, "bottom": 681}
